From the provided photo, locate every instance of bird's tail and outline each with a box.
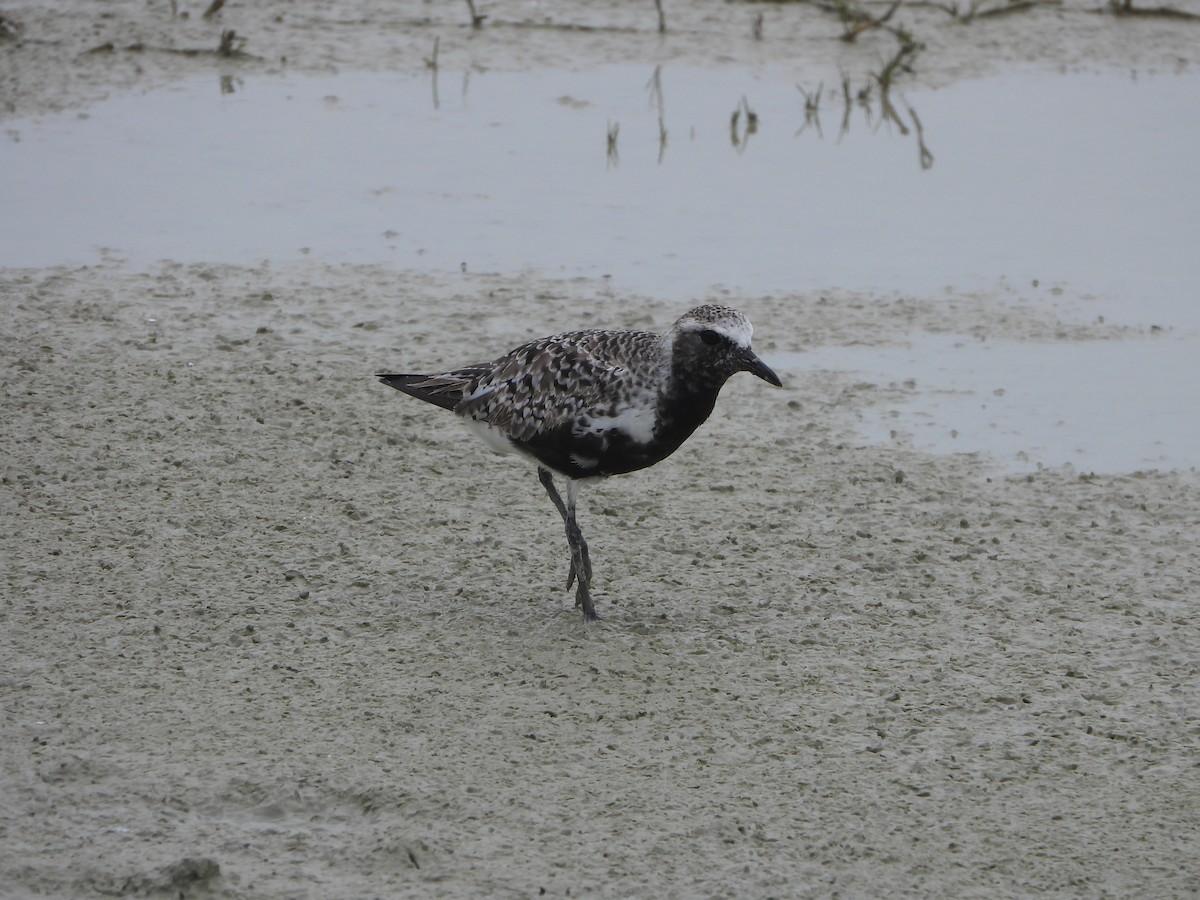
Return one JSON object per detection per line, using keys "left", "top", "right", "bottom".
{"left": 377, "top": 373, "right": 465, "bottom": 411}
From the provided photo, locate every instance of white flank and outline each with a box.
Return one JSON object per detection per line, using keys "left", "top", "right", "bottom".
{"left": 579, "top": 403, "right": 658, "bottom": 446}
{"left": 465, "top": 418, "right": 517, "bottom": 456}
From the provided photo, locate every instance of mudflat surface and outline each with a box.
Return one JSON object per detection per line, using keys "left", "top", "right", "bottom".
{"left": 2, "top": 3, "right": 1199, "bottom": 898}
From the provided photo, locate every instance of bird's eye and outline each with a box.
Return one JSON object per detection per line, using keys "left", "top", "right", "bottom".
{"left": 699, "top": 329, "right": 721, "bottom": 346}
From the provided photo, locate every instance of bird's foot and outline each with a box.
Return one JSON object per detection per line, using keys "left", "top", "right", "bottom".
{"left": 575, "top": 581, "right": 599, "bottom": 621}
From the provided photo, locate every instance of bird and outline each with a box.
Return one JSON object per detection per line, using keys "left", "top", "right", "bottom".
{"left": 377, "top": 304, "right": 781, "bottom": 620}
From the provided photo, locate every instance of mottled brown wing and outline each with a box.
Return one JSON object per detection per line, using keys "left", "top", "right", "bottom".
{"left": 455, "top": 330, "right": 657, "bottom": 443}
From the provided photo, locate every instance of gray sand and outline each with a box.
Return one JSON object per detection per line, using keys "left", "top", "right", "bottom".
{"left": 3, "top": 3, "right": 1199, "bottom": 898}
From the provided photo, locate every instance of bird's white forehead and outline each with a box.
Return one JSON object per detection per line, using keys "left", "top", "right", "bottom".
{"left": 674, "top": 305, "right": 754, "bottom": 348}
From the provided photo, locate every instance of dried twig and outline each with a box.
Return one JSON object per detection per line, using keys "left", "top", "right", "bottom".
{"left": 1107, "top": 0, "right": 1200, "bottom": 17}
{"left": 83, "top": 29, "right": 262, "bottom": 60}
{"left": 0, "top": 14, "right": 23, "bottom": 40}
{"left": 465, "top": 0, "right": 487, "bottom": 28}
{"left": 216, "top": 29, "right": 241, "bottom": 57}
{"left": 873, "top": 36, "right": 920, "bottom": 91}
{"left": 839, "top": 0, "right": 901, "bottom": 41}
{"left": 976, "top": 0, "right": 1047, "bottom": 17}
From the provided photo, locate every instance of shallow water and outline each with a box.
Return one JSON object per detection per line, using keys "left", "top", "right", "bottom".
{"left": 776, "top": 333, "right": 1199, "bottom": 473}
{"left": 4, "top": 66, "right": 1198, "bottom": 327}
{"left": 4, "top": 66, "right": 1197, "bottom": 472}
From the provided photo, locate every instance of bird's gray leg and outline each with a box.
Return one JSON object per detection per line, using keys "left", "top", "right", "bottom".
{"left": 537, "top": 467, "right": 597, "bottom": 620}
{"left": 537, "top": 467, "right": 584, "bottom": 586}
{"left": 564, "top": 478, "right": 594, "bottom": 589}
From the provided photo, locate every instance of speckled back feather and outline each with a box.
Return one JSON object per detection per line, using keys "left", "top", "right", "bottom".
{"left": 455, "top": 329, "right": 664, "bottom": 441}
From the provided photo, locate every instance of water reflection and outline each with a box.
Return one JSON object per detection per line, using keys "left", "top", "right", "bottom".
{"left": 802, "top": 72, "right": 935, "bottom": 169}
{"left": 647, "top": 65, "right": 668, "bottom": 165}
{"left": 2, "top": 66, "right": 1195, "bottom": 321}
{"left": 796, "top": 82, "right": 823, "bottom": 138}
{"left": 220, "top": 60, "right": 936, "bottom": 170}
{"left": 730, "top": 95, "right": 760, "bottom": 153}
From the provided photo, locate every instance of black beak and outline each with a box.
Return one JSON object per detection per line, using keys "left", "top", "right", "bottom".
{"left": 739, "top": 347, "right": 782, "bottom": 387}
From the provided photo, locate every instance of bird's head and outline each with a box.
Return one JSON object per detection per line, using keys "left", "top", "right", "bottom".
{"left": 668, "top": 305, "right": 782, "bottom": 389}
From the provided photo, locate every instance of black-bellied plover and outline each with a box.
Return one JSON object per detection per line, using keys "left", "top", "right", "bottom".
{"left": 378, "top": 304, "right": 781, "bottom": 620}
